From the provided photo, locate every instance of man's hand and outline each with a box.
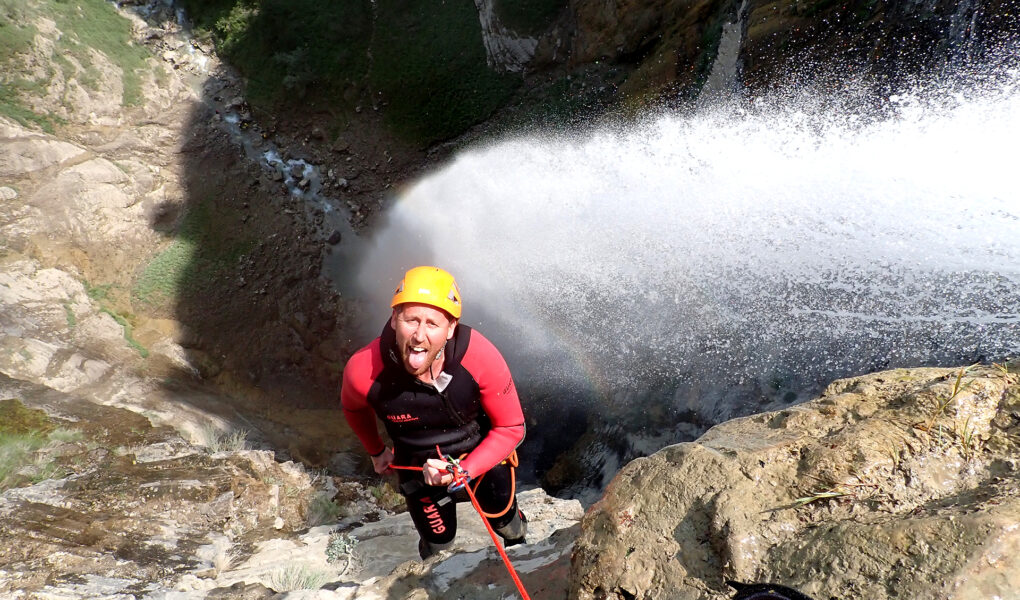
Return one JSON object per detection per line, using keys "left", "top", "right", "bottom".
{"left": 423, "top": 458, "right": 456, "bottom": 487}
{"left": 371, "top": 447, "right": 395, "bottom": 475}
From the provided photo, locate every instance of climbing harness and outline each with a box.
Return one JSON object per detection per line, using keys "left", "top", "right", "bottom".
{"left": 389, "top": 447, "right": 532, "bottom": 600}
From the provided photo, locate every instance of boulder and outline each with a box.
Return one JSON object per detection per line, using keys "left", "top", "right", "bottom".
{"left": 571, "top": 365, "right": 1020, "bottom": 600}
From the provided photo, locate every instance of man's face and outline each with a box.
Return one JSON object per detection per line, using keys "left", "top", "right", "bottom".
{"left": 390, "top": 303, "right": 457, "bottom": 377}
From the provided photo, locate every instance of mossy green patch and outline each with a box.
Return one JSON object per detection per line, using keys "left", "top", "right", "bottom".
{"left": 0, "top": 400, "right": 81, "bottom": 490}
{"left": 0, "top": 398, "right": 55, "bottom": 435}
{"left": 133, "top": 196, "right": 254, "bottom": 311}
{"left": 64, "top": 302, "right": 77, "bottom": 329}
{"left": 0, "top": 0, "right": 35, "bottom": 70}
{"left": 100, "top": 308, "right": 148, "bottom": 358}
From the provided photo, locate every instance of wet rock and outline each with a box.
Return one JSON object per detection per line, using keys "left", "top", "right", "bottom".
{"left": 326, "top": 230, "right": 342, "bottom": 245}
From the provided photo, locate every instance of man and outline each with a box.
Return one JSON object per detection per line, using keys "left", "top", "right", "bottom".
{"left": 340, "top": 265, "right": 527, "bottom": 558}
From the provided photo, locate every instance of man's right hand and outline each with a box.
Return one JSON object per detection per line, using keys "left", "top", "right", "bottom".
{"left": 371, "top": 447, "right": 395, "bottom": 475}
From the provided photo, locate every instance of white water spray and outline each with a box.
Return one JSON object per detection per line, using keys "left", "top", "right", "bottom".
{"left": 348, "top": 71, "right": 1020, "bottom": 430}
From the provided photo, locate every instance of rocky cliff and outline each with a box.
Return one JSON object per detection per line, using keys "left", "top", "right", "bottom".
{"left": 572, "top": 364, "right": 1020, "bottom": 599}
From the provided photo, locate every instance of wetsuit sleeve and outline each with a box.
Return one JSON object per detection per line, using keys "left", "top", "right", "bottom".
{"left": 458, "top": 330, "right": 525, "bottom": 477}
{"left": 340, "top": 341, "right": 386, "bottom": 456}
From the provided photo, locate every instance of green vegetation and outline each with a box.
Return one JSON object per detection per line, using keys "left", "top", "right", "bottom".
{"left": 85, "top": 281, "right": 113, "bottom": 302}
{"left": 197, "top": 424, "right": 249, "bottom": 453}
{"left": 181, "top": 0, "right": 519, "bottom": 145}
{"left": 133, "top": 196, "right": 254, "bottom": 310}
{"left": 368, "top": 480, "right": 405, "bottom": 512}
{"left": 181, "top": 0, "right": 372, "bottom": 106}
{"left": 307, "top": 492, "right": 342, "bottom": 527}
{"left": 0, "top": 399, "right": 81, "bottom": 491}
{"left": 63, "top": 302, "right": 76, "bottom": 329}
{"left": 50, "top": 0, "right": 151, "bottom": 105}
{"left": 132, "top": 237, "right": 199, "bottom": 308}
{"left": 918, "top": 365, "right": 976, "bottom": 434}
{"left": 83, "top": 280, "right": 149, "bottom": 357}
{"left": 325, "top": 530, "right": 358, "bottom": 575}
{"left": 370, "top": 0, "right": 519, "bottom": 145}
{"left": 100, "top": 307, "right": 148, "bottom": 358}
{"left": 0, "top": 398, "right": 54, "bottom": 435}
{"left": 265, "top": 564, "right": 332, "bottom": 592}
{"left": 0, "top": 0, "right": 151, "bottom": 129}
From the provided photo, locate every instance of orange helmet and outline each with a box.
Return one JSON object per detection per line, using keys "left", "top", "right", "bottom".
{"left": 390, "top": 266, "right": 462, "bottom": 319}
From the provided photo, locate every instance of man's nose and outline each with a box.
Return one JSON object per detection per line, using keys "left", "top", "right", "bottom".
{"left": 412, "top": 323, "right": 427, "bottom": 341}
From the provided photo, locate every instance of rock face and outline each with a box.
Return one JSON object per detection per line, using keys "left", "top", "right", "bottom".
{"left": 571, "top": 364, "right": 1020, "bottom": 600}
{"left": 568, "top": 0, "right": 730, "bottom": 99}
{"left": 0, "top": 373, "right": 584, "bottom": 598}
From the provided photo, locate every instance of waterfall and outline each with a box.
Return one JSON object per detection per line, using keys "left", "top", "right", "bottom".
{"left": 339, "top": 63, "right": 1020, "bottom": 489}
{"left": 700, "top": 0, "right": 749, "bottom": 101}
{"left": 473, "top": 0, "right": 538, "bottom": 72}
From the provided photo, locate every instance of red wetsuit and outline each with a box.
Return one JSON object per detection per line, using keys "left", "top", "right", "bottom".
{"left": 341, "top": 322, "right": 525, "bottom": 476}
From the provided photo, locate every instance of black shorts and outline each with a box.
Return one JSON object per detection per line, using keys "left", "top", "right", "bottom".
{"left": 398, "top": 460, "right": 518, "bottom": 546}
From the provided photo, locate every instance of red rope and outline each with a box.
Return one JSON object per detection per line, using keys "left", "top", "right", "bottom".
{"left": 387, "top": 450, "right": 532, "bottom": 600}
{"left": 457, "top": 466, "right": 532, "bottom": 600}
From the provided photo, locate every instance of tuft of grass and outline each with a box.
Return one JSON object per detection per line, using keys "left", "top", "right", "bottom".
{"left": 0, "top": 399, "right": 81, "bottom": 491}
{"left": 0, "top": 431, "right": 50, "bottom": 489}
{"left": 265, "top": 564, "right": 332, "bottom": 592}
{"left": 791, "top": 489, "right": 848, "bottom": 507}
{"left": 211, "top": 541, "right": 241, "bottom": 577}
{"left": 307, "top": 493, "right": 342, "bottom": 527}
{"left": 954, "top": 415, "right": 979, "bottom": 459}
{"left": 197, "top": 424, "right": 249, "bottom": 453}
{"left": 63, "top": 302, "right": 77, "bottom": 329}
{"left": 917, "top": 364, "right": 977, "bottom": 434}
